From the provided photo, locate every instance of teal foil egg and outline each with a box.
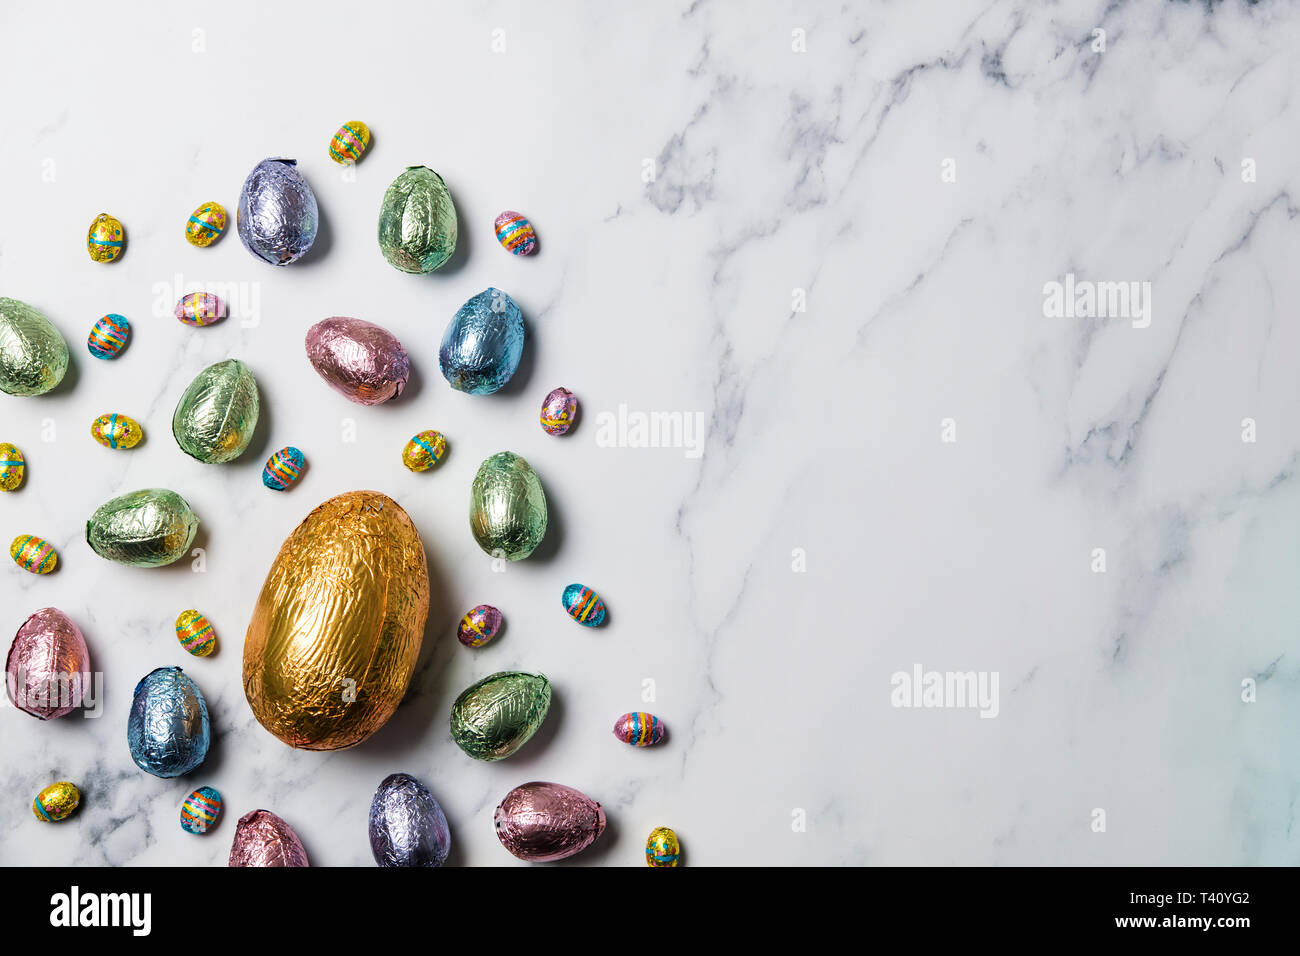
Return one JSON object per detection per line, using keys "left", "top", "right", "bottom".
{"left": 377, "top": 166, "right": 458, "bottom": 274}
{"left": 439, "top": 288, "right": 524, "bottom": 395}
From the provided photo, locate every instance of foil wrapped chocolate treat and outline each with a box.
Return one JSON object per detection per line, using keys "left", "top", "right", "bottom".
{"left": 305, "top": 317, "right": 409, "bottom": 405}
{"left": 450, "top": 671, "right": 550, "bottom": 761}
{"left": 127, "top": 666, "right": 210, "bottom": 778}
{"left": 172, "top": 359, "right": 260, "bottom": 463}
{"left": 0, "top": 297, "right": 69, "bottom": 396}
{"left": 33, "top": 782, "right": 81, "bottom": 822}
{"left": 369, "top": 772, "right": 451, "bottom": 867}
{"left": 90, "top": 412, "right": 143, "bottom": 450}
{"left": 229, "top": 810, "right": 309, "bottom": 867}
{"left": 86, "top": 488, "right": 199, "bottom": 568}
{"left": 10, "top": 534, "right": 57, "bottom": 574}
{"left": 243, "top": 491, "right": 430, "bottom": 751}
{"left": 86, "top": 213, "right": 125, "bottom": 263}
{"left": 237, "top": 158, "right": 318, "bottom": 265}
{"left": 645, "top": 826, "right": 680, "bottom": 867}
{"left": 613, "top": 712, "right": 665, "bottom": 747}
{"left": 329, "top": 121, "right": 371, "bottom": 165}
{"left": 6, "top": 608, "right": 90, "bottom": 720}
{"left": 185, "top": 201, "right": 227, "bottom": 247}
{"left": 0, "top": 443, "right": 24, "bottom": 491}
{"left": 494, "top": 782, "right": 606, "bottom": 863}
{"left": 439, "top": 288, "right": 524, "bottom": 395}
{"left": 377, "top": 165, "right": 458, "bottom": 273}
{"left": 540, "top": 387, "right": 577, "bottom": 435}
{"left": 87, "top": 313, "right": 129, "bottom": 359}
{"left": 469, "top": 451, "right": 547, "bottom": 561}
{"left": 180, "top": 786, "right": 223, "bottom": 834}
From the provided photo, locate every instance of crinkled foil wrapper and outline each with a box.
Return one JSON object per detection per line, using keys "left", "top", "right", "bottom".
{"left": 126, "top": 667, "right": 210, "bottom": 778}
{"left": 172, "top": 359, "right": 260, "bottom": 463}
{"left": 377, "top": 166, "right": 458, "bottom": 273}
{"left": 438, "top": 288, "right": 524, "bottom": 395}
{"left": 369, "top": 772, "right": 451, "bottom": 867}
{"left": 6, "top": 608, "right": 89, "bottom": 720}
{"left": 243, "top": 491, "right": 430, "bottom": 751}
{"left": 229, "top": 810, "right": 309, "bottom": 867}
{"left": 237, "top": 158, "right": 318, "bottom": 266}
{"left": 86, "top": 488, "right": 199, "bottom": 567}
{"left": 0, "top": 297, "right": 69, "bottom": 397}
{"left": 305, "top": 316, "right": 410, "bottom": 405}
{"left": 469, "top": 451, "right": 547, "bottom": 561}
{"left": 450, "top": 671, "right": 550, "bottom": 761}
{"left": 494, "top": 782, "right": 607, "bottom": 862}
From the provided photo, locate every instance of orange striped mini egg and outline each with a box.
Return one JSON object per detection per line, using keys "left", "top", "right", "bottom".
{"left": 329, "top": 121, "right": 371, "bottom": 165}
{"left": 263, "top": 446, "right": 305, "bottom": 490}
{"left": 613, "top": 712, "right": 666, "bottom": 747}
{"left": 175, "top": 609, "right": 216, "bottom": 657}
{"left": 10, "top": 534, "right": 57, "bottom": 574}
{"left": 91, "top": 413, "right": 143, "bottom": 449}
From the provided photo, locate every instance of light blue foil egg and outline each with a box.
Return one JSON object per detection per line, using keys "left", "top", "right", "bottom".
{"left": 438, "top": 288, "right": 524, "bottom": 395}
{"left": 368, "top": 772, "right": 451, "bottom": 867}
{"left": 127, "top": 666, "right": 210, "bottom": 778}
{"left": 237, "top": 158, "right": 318, "bottom": 266}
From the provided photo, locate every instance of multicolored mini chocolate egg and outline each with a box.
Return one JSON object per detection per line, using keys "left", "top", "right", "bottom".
{"left": 645, "top": 826, "right": 680, "bottom": 867}
{"left": 562, "top": 583, "right": 606, "bottom": 627}
{"left": 263, "top": 446, "right": 305, "bottom": 490}
{"left": 86, "top": 213, "right": 124, "bottom": 262}
{"left": 329, "top": 121, "right": 371, "bottom": 165}
{"left": 402, "top": 430, "right": 446, "bottom": 472}
{"left": 457, "top": 604, "right": 502, "bottom": 648}
{"left": 11, "top": 535, "right": 57, "bottom": 574}
{"left": 540, "top": 387, "right": 578, "bottom": 435}
{"left": 174, "top": 292, "right": 226, "bottom": 327}
{"left": 181, "top": 786, "right": 223, "bottom": 834}
{"left": 613, "top": 711, "right": 666, "bottom": 747}
{"left": 494, "top": 210, "right": 537, "bottom": 256}
{"left": 33, "top": 782, "right": 80, "bottom": 822}
{"left": 91, "top": 413, "right": 143, "bottom": 450}
{"left": 185, "top": 201, "right": 227, "bottom": 247}
{"left": 87, "top": 313, "right": 130, "bottom": 359}
{"left": 0, "top": 443, "right": 24, "bottom": 491}
{"left": 175, "top": 609, "right": 216, "bottom": 657}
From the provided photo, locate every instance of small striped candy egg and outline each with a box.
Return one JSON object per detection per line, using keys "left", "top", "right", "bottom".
{"left": 645, "top": 826, "right": 680, "bottom": 867}
{"left": 86, "top": 213, "right": 125, "bottom": 262}
{"left": 0, "top": 443, "right": 24, "bottom": 492}
{"left": 457, "top": 604, "right": 502, "bottom": 648}
{"left": 180, "top": 785, "right": 223, "bottom": 834}
{"left": 174, "top": 291, "right": 226, "bottom": 327}
{"left": 561, "top": 583, "right": 607, "bottom": 627}
{"left": 175, "top": 609, "right": 216, "bottom": 657}
{"left": 87, "top": 313, "right": 130, "bottom": 359}
{"left": 493, "top": 210, "right": 537, "bottom": 256}
{"left": 613, "top": 711, "right": 666, "bottom": 747}
{"left": 540, "top": 387, "right": 577, "bottom": 436}
{"left": 91, "top": 412, "right": 143, "bottom": 450}
{"left": 185, "top": 201, "right": 228, "bottom": 248}
{"left": 33, "top": 781, "right": 80, "bottom": 822}
{"left": 402, "top": 430, "right": 447, "bottom": 472}
{"left": 11, "top": 535, "right": 57, "bottom": 574}
{"left": 329, "top": 121, "right": 371, "bottom": 165}
{"left": 263, "top": 446, "right": 305, "bottom": 490}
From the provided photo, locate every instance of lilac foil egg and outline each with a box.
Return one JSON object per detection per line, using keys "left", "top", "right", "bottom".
{"left": 237, "top": 158, "right": 318, "bottom": 266}
{"left": 540, "top": 387, "right": 578, "bottom": 436}
{"left": 5, "top": 608, "right": 90, "bottom": 720}
{"left": 304, "top": 317, "right": 410, "bottom": 406}
{"left": 228, "top": 809, "right": 310, "bottom": 867}
{"left": 369, "top": 772, "right": 451, "bottom": 867}
{"left": 494, "top": 781, "right": 606, "bottom": 862}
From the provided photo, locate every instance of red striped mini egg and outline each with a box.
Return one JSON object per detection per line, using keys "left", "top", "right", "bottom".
{"left": 176, "top": 609, "right": 216, "bottom": 657}
{"left": 613, "top": 712, "right": 666, "bottom": 747}
{"left": 91, "top": 413, "right": 143, "bottom": 450}
{"left": 185, "top": 201, "right": 228, "bottom": 247}
{"left": 87, "top": 313, "right": 130, "bottom": 359}
{"left": 263, "top": 446, "right": 305, "bottom": 490}
{"left": 540, "top": 387, "right": 577, "bottom": 436}
{"left": 10, "top": 534, "right": 57, "bottom": 574}
{"left": 175, "top": 292, "right": 226, "bottom": 327}
{"left": 457, "top": 604, "right": 502, "bottom": 648}
{"left": 86, "top": 213, "right": 125, "bottom": 263}
{"left": 493, "top": 210, "right": 537, "bottom": 256}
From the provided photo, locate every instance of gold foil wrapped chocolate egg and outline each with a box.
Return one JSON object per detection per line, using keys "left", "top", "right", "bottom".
{"left": 33, "top": 781, "right": 80, "bottom": 821}
{"left": 86, "top": 213, "right": 125, "bottom": 262}
{"left": 0, "top": 443, "right": 25, "bottom": 491}
{"left": 242, "top": 491, "right": 430, "bottom": 751}
{"left": 90, "top": 413, "right": 143, "bottom": 450}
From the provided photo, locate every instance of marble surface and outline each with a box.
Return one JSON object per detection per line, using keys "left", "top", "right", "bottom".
{"left": 3, "top": 0, "right": 1300, "bottom": 866}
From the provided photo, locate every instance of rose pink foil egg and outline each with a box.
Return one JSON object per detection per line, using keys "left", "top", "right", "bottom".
{"left": 305, "top": 316, "right": 410, "bottom": 406}
{"left": 5, "top": 608, "right": 90, "bottom": 720}
{"left": 228, "top": 809, "right": 309, "bottom": 867}
{"left": 494, "top": 781, "right": 606, "bottom": 862}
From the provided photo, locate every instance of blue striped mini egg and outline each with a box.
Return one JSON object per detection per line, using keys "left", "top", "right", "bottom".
{"left": 86, "top": 213, "right": 125, "bottom": 263}
{"left": 561, "top": 583, "right": 607, "bottom": 627}
{"left": 87, "top": 314, "right": 130, "bottom": 359}
{"left": 180, "top": 786, "right": 223, "bottom": 834}
{"left": 0, "top": 443, "right": 24, "bottom": 492}
{"left": 263, "top": 446, "right": 305, "bottom": 490}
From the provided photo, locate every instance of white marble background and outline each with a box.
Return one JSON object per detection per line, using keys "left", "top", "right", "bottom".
{"left": 2, "top": 0, "right": 1299, "bottom": 866}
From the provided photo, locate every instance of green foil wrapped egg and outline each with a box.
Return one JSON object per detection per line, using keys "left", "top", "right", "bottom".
{"left": 173, "top": 359, "right": 260, "bottom": 463}
{"left": 377, "top": 166, "right": 458, "bottom": 274}
{"left": 86, "top": 488, "right": 199, "bottom": 568}
{"left": 0, "top": 298, "right": 69, "bottom": 397}
{"left": 450, "top": 671, "right": 551, "bottom": 761}
{"left": 469, "top": 451, "right": 547, "bottom": 561}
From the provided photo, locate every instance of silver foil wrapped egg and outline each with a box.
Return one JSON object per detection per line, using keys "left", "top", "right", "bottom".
{"left": 237, "top": 158, "right": 319, "bottom": 265}
{"left": 5, "top": 608, "right": 90, "bottom": 720}
{"left": 126, "top": 666, "right": 211, "bottom": 778}
{"left": 439, "top": 288, "right": 525, "bottom": 395}
{"left": 305, "top": 316, "right": 410, "bottom": 405}
{"left": 0, "top": 297, "right": 69, "bottom": 397}
{"left": 369, "top": 772, "right": 451, "bottom": 867}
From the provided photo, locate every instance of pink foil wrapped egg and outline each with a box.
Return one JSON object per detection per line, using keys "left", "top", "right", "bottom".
{"left": 5, "top": 608, "right": 90, "bottom": 720}
{"left": 175, "top": 292, "right": 226, "bottom": 327}
{"left": 494, "top": 781, "right": 606, "bottom": 862}
{"left": 305, "top": 316, "right": 410, "bottom": 406}
{"left": 457, "top": 604, "right": 502, "bottom": 648}
{"left": 540, "top": 387, "right": 577, "bottom": 436}
{"left": 228, "top": 809, "right": 309, "bottom": 867}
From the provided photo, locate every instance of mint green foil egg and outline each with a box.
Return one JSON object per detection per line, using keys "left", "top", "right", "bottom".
{"left": 377, "top": 166, "right": 458, "bottom": 274}
{"left": 86, "top": 489, "right": 199, "bottom": 568}
{"left": 450, "top": 671, "right": 551, "bottom": 761}
{"left": 469, "top": 451, "right": 547, "bottom": 561}
{"left": 0, "top": 298, "right": 69, "bottom": 396}
{"left": 172, "top": 359, "right": 261, "bottom": 463}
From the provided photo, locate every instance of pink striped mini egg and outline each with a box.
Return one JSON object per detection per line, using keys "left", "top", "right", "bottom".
{"left": 175, "top": 292, "right": 226, "bottom": 327}
{"left": 613, "top": 712, "right": 666, "bottom": 747}
{"left": 494, "top": 211, "right": 537, "bottom": 256}
{"left": 263, "top": 446, "right": 305, "bottom": 490}
{"left": 540, "top": 387, "right": 577, "bottom": 436}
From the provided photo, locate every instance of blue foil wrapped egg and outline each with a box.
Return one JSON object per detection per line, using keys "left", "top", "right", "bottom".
{"left": 126, "top": 666, "right": 210, "bottom": 778}
{"left": 562, "top": 583, "right": 607, "bottom": 627}
{"left": 87, "top": 314, "right": 130, "bottom": 359}
{"left": 180, "top": 785, "right": 223, "bottom": 834}
{"left": 237, "top": 158, "right": 318, "bottom": 266}
{"left": 369, "top": 772, "right": 451, "bottom": 867}
{"left": 438, "top": 288, "right": 524, "bottom": 395}
{"left": 263, "top": 446, "right": 305, "bottom": 490}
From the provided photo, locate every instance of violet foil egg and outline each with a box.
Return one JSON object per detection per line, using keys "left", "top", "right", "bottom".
{"left": 305, "top": 317, "right": 410, "bottom": 405}
{"left": 228, "top": 809, "right": 309, "bottom": 867}
{"left": 457, "top": 604, "right": 502, "bottom": 648}
{"left": 237, "top": 158, "right": 318, "bottom": 266}
{"left": 613, "top": 712, "right": 666, "bottom": 747}
{"left": 540, "top": 387, "right": 577, "bottom": 435}
{"left": 5, "top": 608, "right": 90, "bottom": 720}
{"left": 126, "top": 666, "right": 210, "bottom": 778}
{"left": 369, "top": 772, "right": 451, "bottom": 867}
{"left": 494, "top": 781, "right": 606, "bottom": 862}
{"left": 439, "top": 288, "right": 524, "bottom": 395}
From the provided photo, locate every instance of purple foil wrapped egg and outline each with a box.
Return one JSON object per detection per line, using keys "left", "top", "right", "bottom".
{"left": 228, "top": 810, "right": 309, "bottom": 867}
{"left": 305, "top": 317, "right": 410, "bottom": 406}
{"left": 494, "top": 781, "right": 606, "bottom": 862}
{"left": 457, "top": 604, "right": 502, "bottom": 648}
{"left": 369, "top": 772, "right": 451, "bottom": 867}
{"left": 5, "top": 608, "right": 90, "bottom": 720}
{"left": 540, "top": 387, "right": 578, "bottom": 436}
{"left": 175, "top": 292, "right": 226, "bottom": 327}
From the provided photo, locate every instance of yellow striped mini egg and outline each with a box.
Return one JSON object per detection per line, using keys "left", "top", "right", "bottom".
{"left": 185, "top": 201, "right": 228, "bottom": 247}
{"left": 0, "top": 442, "right": 24, "bottom": 491}
{"left": 91, "top": 413, "right": 143, "bottom": 450}
{"left": 33, "top": 781, "right": 80, "bottom": 822}
{"left": 329, "top": 121, "right": 371, "bottom": 165}
{"left": 176, "top": 609, "right": 217, "bottom": 657}
{"left": 87, "top": 213, "right": 125, "bottom": 262}
{"left": 10, "top": 534, "right": 57, "bottom": 574}
{"left": 402, "top": 430, "right": 446, "bottom": 472}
